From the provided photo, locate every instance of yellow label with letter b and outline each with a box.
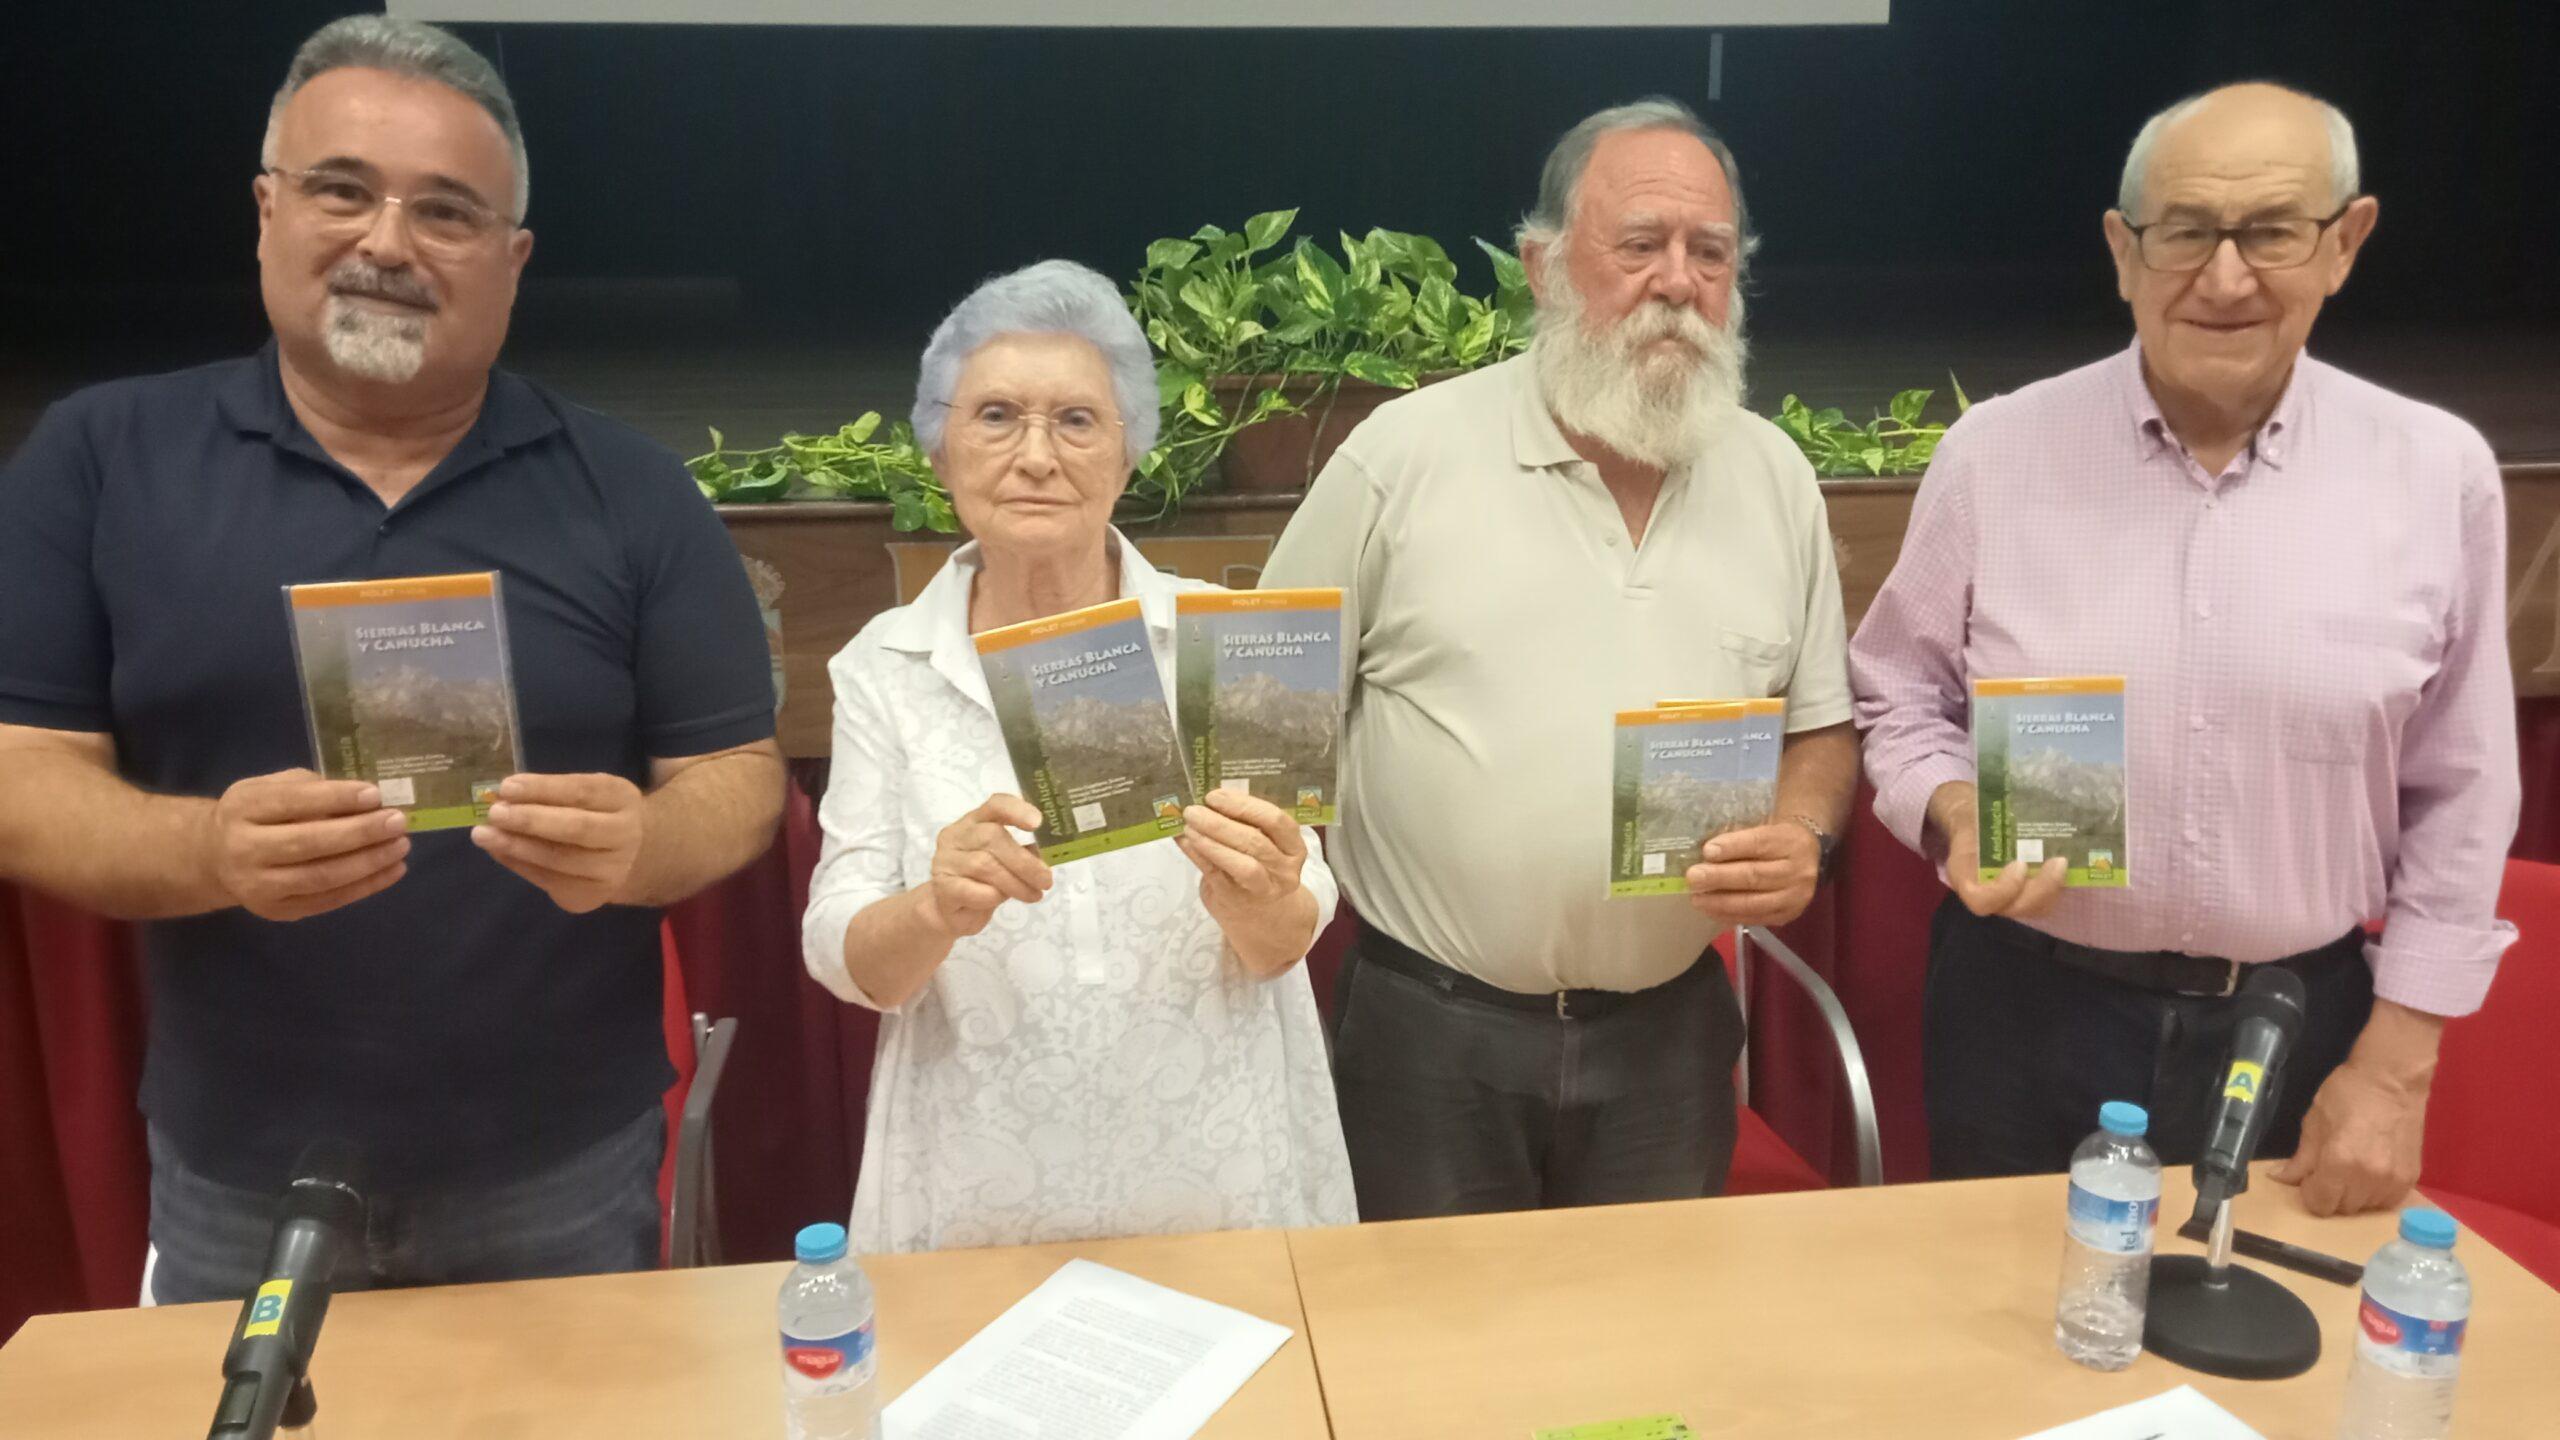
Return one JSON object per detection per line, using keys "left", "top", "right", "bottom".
{"left": 2224, "top": 1060, "right": 2265, "bottom": 1103}
{"left": 243, "top": 1279, "right": 292, "bottom": 1337}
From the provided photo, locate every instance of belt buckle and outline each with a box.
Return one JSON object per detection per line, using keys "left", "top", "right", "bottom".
{"left": 1555, "top": 991, "right": 1572, "bottom": 1021}
{"left": 2214, "top": 961, "right": 2242, "bottom": 999}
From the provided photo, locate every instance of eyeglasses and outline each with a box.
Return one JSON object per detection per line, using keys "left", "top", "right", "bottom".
{"left": 265, "top": 165, "right": 516, "bottom": 253}
{"left": 2123, "top": 202, "right": 2355, "bottom": 273}
{"left": 938, "top": 398, "right": 1124, "bottom": 454}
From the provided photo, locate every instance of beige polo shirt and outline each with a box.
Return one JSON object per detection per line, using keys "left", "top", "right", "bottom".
{"left": 1260, "top": 354, "right": 1851, "bottom": 994}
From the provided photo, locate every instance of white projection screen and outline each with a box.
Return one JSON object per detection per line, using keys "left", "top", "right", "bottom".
{"left": 389, "top": 2, "right": 1885, "bottom": 27}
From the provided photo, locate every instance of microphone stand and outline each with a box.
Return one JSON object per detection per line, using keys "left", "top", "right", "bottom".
{"left": 2144, "top": 1182, "right": 2323, "bottom": 1379}
{"left": 281, "top": 1377, "right": 321, "bottom": 1437}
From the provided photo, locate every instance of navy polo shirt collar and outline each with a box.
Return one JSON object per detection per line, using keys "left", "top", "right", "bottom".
{"left": 215, "top": 340, "right": 565, "bottom": 505}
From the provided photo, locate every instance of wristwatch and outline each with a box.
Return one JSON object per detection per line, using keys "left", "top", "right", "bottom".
{"left": 1786, "top": 813, "right": 1839, "bottom": 879}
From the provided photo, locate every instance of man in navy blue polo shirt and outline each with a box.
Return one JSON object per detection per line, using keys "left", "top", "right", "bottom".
{"left": 0, "top": 17, "right": 784, "bottom": 1302}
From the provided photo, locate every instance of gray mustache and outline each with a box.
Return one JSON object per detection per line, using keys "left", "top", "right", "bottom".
{"left": 1617, "top": 303, "right": 1719, "bottom": 346}
{"left": 326, "top": 263, "right": 440, "bottom": 310}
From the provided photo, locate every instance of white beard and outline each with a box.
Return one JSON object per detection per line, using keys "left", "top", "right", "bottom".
{"left": 321, "top": 296, "right": 429, "bottom": 384}
{"left": 317, "top": 259, "right": 438, "bottom": 384}
{"left": 1530, "top": 253, "right": 1749, "bottom": 471}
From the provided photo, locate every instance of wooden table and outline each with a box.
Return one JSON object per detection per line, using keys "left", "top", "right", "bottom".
{"left": 0, "top": 1227, "right": 1326, "bottom": 1439}
{"left": 7, "top": 1174, "right": 2549, "bottom": 1439}
{"left": 1284, "top": 1166, "right": 2560, "bottom": 1439}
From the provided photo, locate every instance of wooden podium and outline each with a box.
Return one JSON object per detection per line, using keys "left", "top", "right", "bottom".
{"left": 723, "top": 466, "right": 2560, "bottom": 758}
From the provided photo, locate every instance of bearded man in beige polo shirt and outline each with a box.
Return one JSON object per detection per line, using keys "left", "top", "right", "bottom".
{"left": 1262, "top": 97, "right": 1859, "bottom": 1220}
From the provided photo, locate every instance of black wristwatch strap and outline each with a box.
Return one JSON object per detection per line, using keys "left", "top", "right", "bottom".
{"left": 1786, "top": 812, "right": 1839, "bottom": 878}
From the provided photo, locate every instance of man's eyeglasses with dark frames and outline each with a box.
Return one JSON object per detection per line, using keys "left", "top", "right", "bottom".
{"left": 2123, "top": 202, "right": 2356, "bottom": 273}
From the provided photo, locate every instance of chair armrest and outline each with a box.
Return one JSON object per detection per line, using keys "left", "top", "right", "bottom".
{"left": 1736, "top": 926, "right": 1884, "bottom": 1187}
{"left": 669, "top": 1015, "right": 738, "bottom": 1268}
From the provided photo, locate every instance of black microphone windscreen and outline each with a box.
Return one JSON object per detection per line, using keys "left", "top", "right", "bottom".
{"left": 2236, "top": 965, "right": 2309, "bottom": 1037}
{"left": 280, "top": 1139, "right": 365, "bottom": 1231}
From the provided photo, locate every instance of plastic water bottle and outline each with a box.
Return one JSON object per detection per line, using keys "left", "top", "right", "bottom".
{"left": 2338, "top": 1208, "right": 2470, "bottom": 1440}
{"left": 779, "top": 1222, "right": 880, "bottom": 1440}
{"left": 2054, "top": 1101, "right": 2161, "bottom": 1370}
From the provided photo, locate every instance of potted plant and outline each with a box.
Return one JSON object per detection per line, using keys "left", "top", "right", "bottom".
{"left": 1769, "top": 379, "right": 1969, "bottom": 477}
{"left": 682, "top": 207, "right": 1966, "bottom": 528}
{"left": 688, "top": 413, "right": 954, "bottom": 531}
{"left": 1130, "top": 210, "right": 1534, "bottom": 496}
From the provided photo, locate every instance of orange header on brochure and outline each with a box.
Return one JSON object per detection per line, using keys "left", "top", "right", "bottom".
{"left": 1653, "top": 698, "right": 1786, "bottom": 715}
{"left": 287, "top": 572, "right": 497, "bottom": 609}
{"left": 972, "top": 597, "right": 1145, "bottom": 655}
{"left": 1973, "top": 676, "right": 2126, "bottom": 698}
{"left": 1616, "top": 698, "right": 1785, "bottom": 727}
{"left": 1175, "top": 587, "right": 1343, "bottom": 614}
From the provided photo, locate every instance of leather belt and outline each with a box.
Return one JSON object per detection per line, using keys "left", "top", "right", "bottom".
{"left": 1978, "top": 912, "right": 2364, "bottom": 998}
{"left": 1355, "top": 921, "right": 1698, "bottom": 1021}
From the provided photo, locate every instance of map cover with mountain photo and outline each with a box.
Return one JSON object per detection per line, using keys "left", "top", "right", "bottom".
{"left": 1174, "top": 587, "right": 1343, "bottom": 825}
{"left": 1609, "top": 699, "right": 1786, "bottom": 898}
{"left": 975, "top": 596, "right": 1194, "bottom": 865}
{"left": 1973, "top": 675, "right": 2129, "bottom": 887}
{"left": 285, "top": 571, "right": 523, "bottom": 832}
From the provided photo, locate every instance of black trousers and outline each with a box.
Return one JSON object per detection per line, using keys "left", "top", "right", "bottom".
{"left": 1330, "top": 933, "right": 1746, "bottom": 1221}
{"left": 1924, "top": 896, "right": 2373, "bottom": 1180}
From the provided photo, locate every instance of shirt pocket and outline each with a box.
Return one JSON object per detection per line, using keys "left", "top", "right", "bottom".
{"left": 2280, "top": 714, "right": 2357, "bottom": 766}
{"left": 2276, "top": 610, "right": 2438, "bottom": 766}
{"left": 1715, "top": 626, "right": 1795, "bottom": 696}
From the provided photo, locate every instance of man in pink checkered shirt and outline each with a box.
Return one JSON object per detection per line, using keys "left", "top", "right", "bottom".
{"left": 1849, "top": 83, "right": 2518, "bottom": 1216}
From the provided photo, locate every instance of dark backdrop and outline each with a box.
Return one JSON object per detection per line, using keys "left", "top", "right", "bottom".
{"left": 6, "top": 2, "right": 2552, "bottom": 352}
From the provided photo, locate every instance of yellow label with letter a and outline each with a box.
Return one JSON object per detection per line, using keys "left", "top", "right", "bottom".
{"left": 243, "top": 1279, "right": 292, "bottom": 1337}
{"left": 2224, "top": 1060, "right": 2265, "bottom": 1103}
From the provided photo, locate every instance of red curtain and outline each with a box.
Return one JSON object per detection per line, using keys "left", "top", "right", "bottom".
{"left": 661, "top": 767, "right": 882, "bottom": 1264}
{"left": 0, "top": 887, "right": 149, "bottom": 1339}
{"left": 8, "top": 700, "right": 2557, "bottom": 1342}
{"left": 2521, "top": 695, "right": 2560, "bottom": 868}
{"left": 1744, "top": 797, "right": 1944, "bottom": 1185}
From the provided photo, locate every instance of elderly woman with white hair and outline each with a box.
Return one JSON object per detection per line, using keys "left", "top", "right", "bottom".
{"left": 801, "top": 260, "right": 1356, "bottom": 1253}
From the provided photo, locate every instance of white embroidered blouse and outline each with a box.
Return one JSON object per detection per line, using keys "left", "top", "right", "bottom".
{"left": 801, "top": 531, "right": 1355, "bottom": 1254}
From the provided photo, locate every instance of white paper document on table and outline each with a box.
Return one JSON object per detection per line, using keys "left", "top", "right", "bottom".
{"left": 2018, "top": 1385, "right": 2267, "bottom": 1440}
{"left": 881, "top": 1258, "right": 1291, "bottom": 1440}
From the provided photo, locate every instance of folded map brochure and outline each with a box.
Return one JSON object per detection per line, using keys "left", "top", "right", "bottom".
{"left": 1532, "top": 1416, "right": 1694, "bottom": 1440}
{"left": 1174, "top": 587, "right": 1343, "bottom": 825}
{"left": 1610, "top": 699, "right": 1785, "bottom": 897}
{"left": 284, "top": 571, "right": 523, "bottom": 832}
{"left": 1972, "top": 675, "right": 2129, "bottom": 887}
{"left": 976, "top": 597, "right": 1195, "bottom": 865}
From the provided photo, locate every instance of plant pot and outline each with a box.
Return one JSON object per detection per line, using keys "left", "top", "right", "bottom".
{"left": 1211, "top": 371, "right": 1456, "bottom": 493}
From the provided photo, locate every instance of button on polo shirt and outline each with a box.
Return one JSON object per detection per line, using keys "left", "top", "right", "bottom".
{"left": 0, "top": 344, "right": 776, "bottom": 1192}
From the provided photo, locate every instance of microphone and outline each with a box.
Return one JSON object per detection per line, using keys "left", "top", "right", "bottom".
{"left": 2187, "top": 965, "right": 2308, "bottom": 1228}
{"left": 206, "top": 1141, "right": 364, "bottom": 1440}
{"left": 2145, "top": 964, "right": 2325, "bottom": 1381}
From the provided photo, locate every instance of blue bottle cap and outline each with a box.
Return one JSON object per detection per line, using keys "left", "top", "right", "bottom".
{"left": 795, "top": 1222, "right": 849, "bottom": 1263}
{"left": 2399, "top": 1208, "right": 2459, "bottom": 1249}
{"left": 2098, "top": 1101, "right": 2149, "bottom": 1137}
